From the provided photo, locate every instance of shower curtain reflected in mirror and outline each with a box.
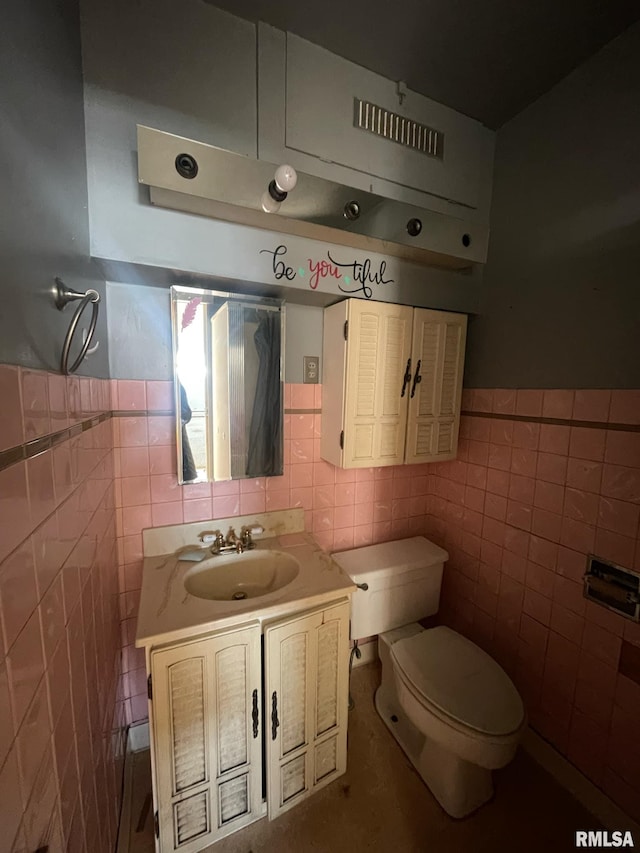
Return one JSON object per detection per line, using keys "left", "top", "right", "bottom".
{"left": 247, "top": 313, "right": 282, "bottom": 476}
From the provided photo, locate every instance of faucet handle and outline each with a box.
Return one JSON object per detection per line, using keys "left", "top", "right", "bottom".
{"left": 241, "top": 524, "right": 263, "bottom": 548}
{"left": 200, "top": 530, "right": 224, "bottom": 553}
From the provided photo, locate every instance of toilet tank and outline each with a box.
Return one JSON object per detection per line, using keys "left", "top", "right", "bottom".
{"left": 331, "top": 537, "right": 449, "bottom": 639}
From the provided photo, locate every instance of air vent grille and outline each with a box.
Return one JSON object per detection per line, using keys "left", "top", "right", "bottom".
{"left": 354, "top": 98, "right": 444, "bottom": 159}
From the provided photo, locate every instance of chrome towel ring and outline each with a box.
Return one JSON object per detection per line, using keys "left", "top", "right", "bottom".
{"left": 55, "top": 277, "right": 101, "bottom": 375}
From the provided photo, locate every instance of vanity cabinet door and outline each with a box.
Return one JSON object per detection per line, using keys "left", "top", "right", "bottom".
{"left": 264, "top": 599, "right": 350, "bottom": 820}
{"left": 151, "top": 624, "right": 263, "bottom": 853}
{"left": 404, "top": 308, "right": 467, "bottom": 464}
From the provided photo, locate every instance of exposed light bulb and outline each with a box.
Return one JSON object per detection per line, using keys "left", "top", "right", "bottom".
{"left": 261, "top": 190, "right": 281, "bottom": 214}
{"left": 274, "top": 164, "right": 297, "bottom": 193}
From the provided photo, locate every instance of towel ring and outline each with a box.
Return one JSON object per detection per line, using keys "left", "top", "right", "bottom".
{"left": 55, "top": 278, "right": 101, "bottom": 375}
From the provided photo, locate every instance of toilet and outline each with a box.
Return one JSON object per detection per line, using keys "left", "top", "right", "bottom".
{"left": 332, "top": 536, "right": 525, "bottom": 819}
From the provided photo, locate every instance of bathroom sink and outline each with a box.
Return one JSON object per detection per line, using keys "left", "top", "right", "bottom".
{"left": 183, "top": 550, "right": 300, "bottom": 602}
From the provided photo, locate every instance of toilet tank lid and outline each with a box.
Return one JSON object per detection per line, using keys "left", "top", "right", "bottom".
{"left": 331, "top": 537, "right": 448, "bottom": 583}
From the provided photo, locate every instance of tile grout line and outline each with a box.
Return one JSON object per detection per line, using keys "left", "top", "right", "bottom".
{"left": 0, "top": 411, "right": 112, "bottom": 472}
{"left": 461, "top": 410, "right": 640, "bottom": 432}
{"left": 113, "top": 409, "right": 174, "bottom": 418}
{"left": 0, "top": 408, "right": 177, "bottom": 474}
{"left": 2, "top": 407, "right": 637, "bottom": 474}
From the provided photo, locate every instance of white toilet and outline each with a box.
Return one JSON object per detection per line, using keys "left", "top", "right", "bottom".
{"left": 332, "top": 536, "right": 525, "bottom": 819}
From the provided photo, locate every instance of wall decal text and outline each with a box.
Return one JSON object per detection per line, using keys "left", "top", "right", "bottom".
{"left": 259, "top": 244, "right": 394, "bottom": 298}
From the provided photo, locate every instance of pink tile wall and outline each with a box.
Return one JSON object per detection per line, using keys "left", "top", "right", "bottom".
{"left": 113, "top": 381, "right": 431, "bottom": 724}
{"left": 111, "top": 378, "right": 640, "bottom": 824}
{"left": 0, "top": 366, "right": 124, "bottom": 853}
{"left": 432, "top": 388, "right": 640, "bottom": 822}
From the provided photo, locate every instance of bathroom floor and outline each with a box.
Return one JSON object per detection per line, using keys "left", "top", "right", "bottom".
{"left": 123, "top": 662, "right": 602, "bottom": 853}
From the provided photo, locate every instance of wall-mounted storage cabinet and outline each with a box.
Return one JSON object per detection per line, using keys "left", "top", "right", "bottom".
{"left": 147, "top": 599, "right": 350, "bottom": 852}
{"left": 259, "top": 28, "right": 495, "bottom": 223}
{"left": 321, "top": 299, "right": 467, "bottom": 468}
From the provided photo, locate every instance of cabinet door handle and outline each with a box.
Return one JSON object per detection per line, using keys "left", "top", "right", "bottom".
{"left": 252, "top": 689, "right": 259, "bottom": 739}
{"left": 410, "top": 360, "right": 422, "bottom": 398}
{"left": 271, "top": 691, "right": 279, "bottom": 740}
{"left": 401, "top": 358, "right": 412, "bottom": 397}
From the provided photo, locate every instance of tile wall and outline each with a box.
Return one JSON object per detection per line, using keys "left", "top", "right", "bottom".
{"left": 112, "top": 381, "right": 430, "bottom": 726}
{"left": 0, "top": 366, "right": 124, "bottom": 852}
{"left": 109, "top": 377, "right": 640, "bottom": 826}
{"left": 429, "top": 388, "right": 640, "bottom": 823}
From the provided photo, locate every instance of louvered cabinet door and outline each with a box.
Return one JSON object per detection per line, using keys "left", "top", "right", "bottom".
{"left": 265, "top": 599, "right": 350, "bottom": 820}
{"left": 151, "top": 624, "right": 263, "bottom": 853}
{"left": 311, "top": 600, "right": 350, "bottom": 793}
{"left": 404, "top": 308, "right": 467, "bottom": 464}
{"left": 343, "top": 300, "right": 413, "bottom": 468}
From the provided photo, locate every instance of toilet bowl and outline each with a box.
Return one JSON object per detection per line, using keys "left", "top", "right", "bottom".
{"left": 331, "top": 537, "right": 526, "bottom": 819}
{"left": 377, "top": 623, "right": 525, "bottom": 818}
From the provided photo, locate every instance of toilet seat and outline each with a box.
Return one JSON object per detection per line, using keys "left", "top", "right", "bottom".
{"left": 390, "top": 626, "right": 524, "bottom": 737}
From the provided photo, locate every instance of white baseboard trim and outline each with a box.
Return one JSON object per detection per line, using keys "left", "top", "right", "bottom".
{"left": 522, "top": 727, "right": 640, "bottom": 835}
{"left": 127, "top": 721, "right": 150, "bottom": 753}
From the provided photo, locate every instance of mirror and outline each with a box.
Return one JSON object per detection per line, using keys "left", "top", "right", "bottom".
{"left": 171, "top": 285, "right": 285, "bottom": 483}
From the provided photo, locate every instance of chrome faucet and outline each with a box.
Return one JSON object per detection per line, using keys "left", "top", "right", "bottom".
{"left": 225, "top": 527, "right": 246, "bottom": 553}
{"left": 198, "top": 524, "right": 263, "bottom": 556}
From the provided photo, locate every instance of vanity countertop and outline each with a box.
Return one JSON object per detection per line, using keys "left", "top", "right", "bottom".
{"left": 135, "top": 532, "right": 356, "bottom": 648}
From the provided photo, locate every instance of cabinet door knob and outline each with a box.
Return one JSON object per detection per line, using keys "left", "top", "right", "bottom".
{"left": 410, "top": 360, "right": 422, "bottom": 398}
{"left": 401, "top": 358, "right": 412, "bottom": 397}
{"left": 252, "top": 689, "right": 259, "bottom": 739}
{"left": 271, "top": 691, "right": 280, "bottom": 740}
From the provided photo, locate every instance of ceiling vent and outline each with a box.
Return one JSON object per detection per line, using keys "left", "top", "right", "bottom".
{"left": 354, "top": 98, "right": 444, "bottom": 159}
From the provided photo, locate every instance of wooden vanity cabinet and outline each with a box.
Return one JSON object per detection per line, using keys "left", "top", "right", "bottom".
{"left": 147, "top": 598, "right": 350, "bottom": 852}
{"left": 321, "top": 298, "right": 467, "bottom": 469}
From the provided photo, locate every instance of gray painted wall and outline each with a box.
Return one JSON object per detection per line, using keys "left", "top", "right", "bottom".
{"left": 107, "top": 283, "right": 173, "bottom": 381}
{"left": 81, "top": 0, "right": 257, "bottom": 267}
{"left": 0, "top": 0, "right": 108, "bottom": 376}
{"left": 465, "top": 22, "right": 640, "bottom": 389}
{"left": 80, "top": 0, "right": 482, "bottom": 315}
{"left": 284, "top": 304, "right": 324, "bottom": 384}
{"left": 107, "top": 281, "right": 323, "bottom": 384}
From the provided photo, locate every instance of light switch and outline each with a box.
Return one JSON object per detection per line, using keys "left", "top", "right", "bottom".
{"left": 303, "top": 356, "right": 319, "bottom": 384}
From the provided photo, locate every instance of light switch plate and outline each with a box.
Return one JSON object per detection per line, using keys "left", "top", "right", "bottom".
{"left": 303, "top": 356, "right": 319, "bottom": 384}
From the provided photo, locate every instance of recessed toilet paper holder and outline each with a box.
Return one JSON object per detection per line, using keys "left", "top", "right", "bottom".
{"left": 584, "top": 556, "right": 640, "bottom": 622}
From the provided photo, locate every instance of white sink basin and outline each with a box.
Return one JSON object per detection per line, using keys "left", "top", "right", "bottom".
{"left": 183, "top": 550, "right": 300, "bottom": 602}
